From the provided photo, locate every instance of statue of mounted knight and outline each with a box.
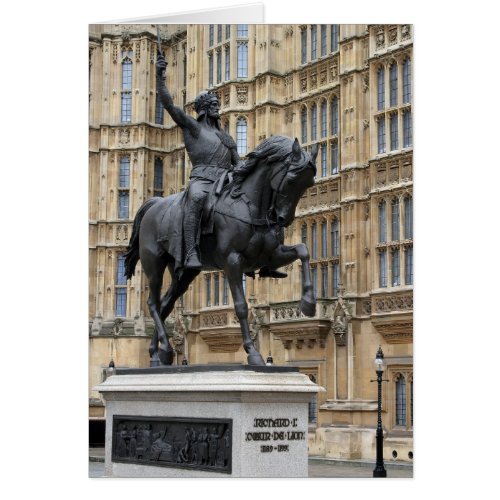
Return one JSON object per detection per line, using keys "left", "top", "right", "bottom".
{"left": 124, "top": 50, "right": 318, "bottom": 366}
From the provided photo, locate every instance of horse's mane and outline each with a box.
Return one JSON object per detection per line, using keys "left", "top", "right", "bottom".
{"left": 245, "top": 136, "right": 294, "bottom": 167}
{"left": 235, "top": 135, "right": 316, "bottom": 188}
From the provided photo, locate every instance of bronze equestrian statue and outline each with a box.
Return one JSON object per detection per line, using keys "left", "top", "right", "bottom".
{"left": 154, "top": 53, "right": 285, "bottom": 279}
{"left": 124, "top": 53, "right": 319, "bottom": 366}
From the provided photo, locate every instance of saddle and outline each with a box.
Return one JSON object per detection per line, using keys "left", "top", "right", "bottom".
{"left": 201, "top": 174, "right": 255, "bottom": 234}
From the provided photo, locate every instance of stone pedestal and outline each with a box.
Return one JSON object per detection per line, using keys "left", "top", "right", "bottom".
{"left": 97, "top": 365, "right": 323, "bottom": 478}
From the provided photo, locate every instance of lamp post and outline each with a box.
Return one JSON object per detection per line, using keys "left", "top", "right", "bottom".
{"left": 372, "top": 346, "right": 387, "bottom": 477}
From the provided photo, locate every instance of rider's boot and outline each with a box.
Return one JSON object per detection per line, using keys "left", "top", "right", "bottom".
{"left": 259, "top": 266, "right": 288, "bottom": 279}
{"left": 183, "top": 198, "right": 204, "bottom": 270}
{"left": 245, "top": 267, "right": 288, "bottom": 279}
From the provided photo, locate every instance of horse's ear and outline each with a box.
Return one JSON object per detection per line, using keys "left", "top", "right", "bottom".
{"left": 310, "top": 143, "right": 319, "bottom": 164}
{"left": 292, "top": 138, "right": 301, "bottom": 160}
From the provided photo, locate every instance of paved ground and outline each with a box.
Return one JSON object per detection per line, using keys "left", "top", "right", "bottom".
{"left": 89, "top": 448, "right": 413, "bottom": 478}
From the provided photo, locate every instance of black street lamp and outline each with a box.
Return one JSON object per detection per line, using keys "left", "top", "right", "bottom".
{"left": 372, "top": 346, "right": 388, "bottom": 477}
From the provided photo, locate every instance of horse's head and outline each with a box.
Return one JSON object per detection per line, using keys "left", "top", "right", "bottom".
{"left": 271, "top": 138, "right": 318, "bottom": 227}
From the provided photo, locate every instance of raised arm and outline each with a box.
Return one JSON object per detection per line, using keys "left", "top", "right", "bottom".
{"left": 156, "top": 54, "right": 198, "bottom": 134}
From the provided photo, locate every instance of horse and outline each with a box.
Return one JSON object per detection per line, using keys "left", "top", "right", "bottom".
{"left": 124, "top": 136, "right": 318, "bottom": 366}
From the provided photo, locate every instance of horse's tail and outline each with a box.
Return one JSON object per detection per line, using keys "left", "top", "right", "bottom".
{"left": 124, "top": 197, "right": 161, "bottom": 280}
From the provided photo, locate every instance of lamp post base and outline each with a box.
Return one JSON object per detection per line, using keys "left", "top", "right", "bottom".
{"left": 373, "top": 465, "right": 387, "bottom": 478}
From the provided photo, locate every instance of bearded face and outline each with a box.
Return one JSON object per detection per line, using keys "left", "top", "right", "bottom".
{"left": 206, "top": 98, "right": 220, "bottom": 119}
{"left": 195, "top": 93, "right": 220, "bottom": 120}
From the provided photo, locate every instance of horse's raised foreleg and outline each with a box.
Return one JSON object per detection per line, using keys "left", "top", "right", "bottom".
{"left": 226, "top": 252, "right": 265, "bottom": 366}
{"left": 268, "top": 243, "right": 316, "bottom": 317}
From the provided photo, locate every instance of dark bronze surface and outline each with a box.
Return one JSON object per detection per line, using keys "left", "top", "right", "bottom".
{"left": 124, "top": 50, "right": 319, "bottom": 367}
{"left": 112, "top": 416, "right": 232, "bottom": 473}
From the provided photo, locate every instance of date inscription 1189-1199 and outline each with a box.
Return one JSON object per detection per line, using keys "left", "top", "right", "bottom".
{"left": 112, "top": 416, "right": 232, "bottom": 473}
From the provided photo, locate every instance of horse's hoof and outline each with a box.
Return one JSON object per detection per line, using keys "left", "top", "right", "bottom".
{"left": 150, "top": 351, "right": 161, "bottom": 367}
{"left": 247, "top": 352, "right": 266, "bottom": 366}
{"left": 300, "top": 298, "right": 316, "bottom": 317}
{"left": 158, "top": 346, "right": 174, "bottom": 365}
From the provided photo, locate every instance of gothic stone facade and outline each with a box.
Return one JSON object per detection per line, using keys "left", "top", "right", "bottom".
{"left": 89, "top": 23, "right": 413, "bottom": 461}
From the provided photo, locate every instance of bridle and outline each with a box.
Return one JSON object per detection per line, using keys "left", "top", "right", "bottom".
{"left": 268, "top": 153, "right": 316, "bottom": 222}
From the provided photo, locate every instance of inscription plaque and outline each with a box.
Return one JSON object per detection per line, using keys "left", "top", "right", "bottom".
{"left": 244, "top": 417, "right": 306, "bottom": 454}
{"left": 112, "top": 416, "right": 232, "bottom": 473}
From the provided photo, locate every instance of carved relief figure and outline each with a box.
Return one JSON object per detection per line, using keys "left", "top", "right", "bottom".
{"left": 208, "top": 426, "right": 220, "bottom": 466}
{"left": 151, "top": 428, "right": 172, "bottom": 461}
{"left": 196, "top": 428, "right": 209, "bottom": 465}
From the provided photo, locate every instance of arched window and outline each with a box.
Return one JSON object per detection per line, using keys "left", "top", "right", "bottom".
{"left": 392, "top": 248, "right": 400, "bottom": 286}
{"left": 301, "top": 28, "right": 307, "bottom": 64}
{"left": 404, "top": 196, "right": 413, "bottom": 239}
{"left": 321, "top": 143, "right": 327, "bottom": 177}
{"left": 154, "top": 157, "right": 164, "bottom": 197}
{"left": 391, "top": 198, "right": 400, "bottom": 241}
{"left": 390, "top": 113, "right": 398, "bottom": 151}
{"left": 237, "top": 24, "right": 248, "bottom": 37}
{"left": 390, "top": 63, "right": 398, "bottom": 107}
{"left": 225, "top": 45, "right": 230, "bottom": 80}
{"left": 321, "top": 221, "right": 327, "bottom": 257}
{"left": 311, "top": 266, "right": 317, "bottom": 298}
{"left": 332, "top": 262, "right": 340, "bottom": 297}
{"left": 331, "top": 24, "right": 339, "bottom": 52}
{"left": 378, "top": 117, "right": 386, "bottom": 154}
{"left": 311, "top": 221, "right": 317, "bottom": 259}
{"left": 311, "top": 103, "right": 317, "bottom": 141}
{"left": 311, "top": 25, "right": 317, "bottom": 60}
{"left": 379, "top": 200, "right": 387, "bottom": 242}
{"left": 403, "top": 110, "right": 412, "bottom": 147}
{"left": 115, "top": 254, "right": 127, "bottom": 317}
{"left": 118, "top": 156, "right": 130, "bottom": 219}
{"left": 377, "top": 67, "right": 385, "bottom": 110}
{"left": 216, "top": 49, "right": 222, "bottom": 84}
{"left": 214, "top": 273, "right": 220, "bottom": 306}
{"left": 321, "top": 25, "right": 327, "bottom": 56}
{"left": 321, "top": 100, "right": 327, "bottom": 138}
{"left": 331, "top": 96, "right": 338, "bottom": 135}
{"left": 121, "top": 50, "right": 133, "bottom": 122}
{"left": 237, "top": 42, "right": 248, "bottom": 78}
{"left": 208, "top": 52, "right": 214, "bottom": 87}
{"left": 236, "top": 117, "right": 247, "bottom": 155}
{"left": 209, "top": 25, "right": 214, "bottom": 46}
{"left": 405, "top": 246, "right": 413, "bottom": 285}
{"left": 205, "top": 274, "right": 211, "bottom": 307}
{"left": 301, "top": 223, "right": 307, "bottom": 245}
{"left": 396, "top": 375, "right": 407, "bottom": 426}
{"left": 331, "top": 141, "right": 338, "bottom": 174}
{"left": 403, "top": 58, "right": 411, "bottom": 103}
{"left": 331, "top": 218, "right": 339, "bottom": 257}
{"left": 321, "top": 265, "right": 328, "bottom": 298}
{"left": 301, "top": 106, "right": 307, "bottom": 143}
{"left": 379, "top": 250, "right": 387, "bottom": 288}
